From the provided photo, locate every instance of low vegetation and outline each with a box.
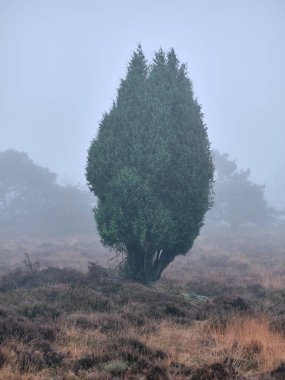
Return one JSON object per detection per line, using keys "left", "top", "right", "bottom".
{"left": 0, "top": 225, "right": 284, "bottom": 379}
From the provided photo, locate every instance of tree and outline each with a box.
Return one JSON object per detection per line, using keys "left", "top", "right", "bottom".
{"left": 0, "top": 150, "right": 57, "bottom": 228}
{"left": 206, "top": 150, "right": 277, "bottom": 228}
{"left": 0, "top": 150, "right": 95, "bottom": 238}
{"left": 86, "top": 46, "right": 214, "bottom": 283}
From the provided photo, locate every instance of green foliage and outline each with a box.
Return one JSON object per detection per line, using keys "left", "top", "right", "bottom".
{"left": 207, "top": 150, "right": 277, "bottom": 227}
{"left": 86, "top": 46, "right": 214, "bottom": 282}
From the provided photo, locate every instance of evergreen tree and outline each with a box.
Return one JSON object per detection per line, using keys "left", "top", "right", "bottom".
{"left": 207, "top": 150, "right": 277, "bottom": 228}
{"left": 86, "top": 46, "right": 214, "bottom": 282}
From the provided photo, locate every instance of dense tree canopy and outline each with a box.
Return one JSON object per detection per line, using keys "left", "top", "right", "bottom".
{"left": 86, "top": 46, "right": 214, "bottom": 282}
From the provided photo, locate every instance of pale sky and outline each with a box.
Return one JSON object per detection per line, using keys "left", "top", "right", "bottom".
{"left": 0, "top": 0, "right": 284, "bottom": 207}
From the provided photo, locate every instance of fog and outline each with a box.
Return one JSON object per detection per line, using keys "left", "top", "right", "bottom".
{"left": 0, "top": 0, "right": 284, "bottom": 208}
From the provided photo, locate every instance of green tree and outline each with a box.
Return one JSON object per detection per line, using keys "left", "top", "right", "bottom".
{"left": 86, "top": 46, "right": 214, "bottom": 283}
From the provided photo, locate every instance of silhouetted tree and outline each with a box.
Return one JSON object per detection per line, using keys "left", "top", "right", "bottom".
{"left": 207, "top": 150, "right": 277, "bottom": 228}
{"left": 86, "top": 46, "right": 214, "bottom": 283}
{"left": 0, "top": 150, "right": 56, "bottom": 213}
{"left": 0, "top": 150, "right": 94, "bottom": 237}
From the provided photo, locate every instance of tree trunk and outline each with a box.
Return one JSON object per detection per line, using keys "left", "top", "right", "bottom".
{"left": 125, "top": 245, "right": 175, "bottom": 283}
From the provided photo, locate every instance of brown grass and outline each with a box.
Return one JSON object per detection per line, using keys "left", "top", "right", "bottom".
{"left": 210, "top": 315, "right": 285, "bottom": 374}
{"left": 145, "top": 320, "right": 210, "bottom": 367}
{"left": 56, "top": 315, "right": 108, "bottom": 358}
{"left": 143, "top": 315, "right": 285, "bottom": 376}
{"left": 0, "top": 226, "right": 284, "bottom": 378}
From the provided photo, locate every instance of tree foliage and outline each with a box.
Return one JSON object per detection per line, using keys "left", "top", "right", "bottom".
{"left": 86, "top": 46, "right": 214, "bottom": 283}
{"left": 207, "top": 150, "right": 277, "bottom": 227}
{"left": 0, "top": 150, "right": 95, "bottom": 238}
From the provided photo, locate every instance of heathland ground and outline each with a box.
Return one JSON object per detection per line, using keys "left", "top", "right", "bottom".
{"left": 0, "top": 224, "right": 284, "bottom": 379}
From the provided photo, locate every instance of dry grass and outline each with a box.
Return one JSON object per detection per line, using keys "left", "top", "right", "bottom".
{"left": 56, "top": 315, "right": 108, "bottom": 358}
{"left": 0, "top": 235, "right": 112, "bottom": 273}
{"left": 210, "top": 315, "right": 285, "bottom": 374}
{"left": 145, "top": 320, "right": 209, "bottom": 367}
{"left": 259, "top": 271, "right": 285, "bottom": 290}
{"left": 0, "top": 225, "right": 284, "bottom": 378}
{"left": 143, "top": 315, "right": 285, "bottom": 376}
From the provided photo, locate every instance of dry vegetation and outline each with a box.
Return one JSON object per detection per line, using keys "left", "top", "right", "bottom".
{"left": 0, "top": 224, "right": 284, "bottom": 379}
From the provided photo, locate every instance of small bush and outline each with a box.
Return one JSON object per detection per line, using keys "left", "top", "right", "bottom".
{"left": 191, "top": 360, "right": 239, "bottom": 380}
{"left": 73, "top": 354, "right": 111, "bottom": 373}
{"left": 103, "top": 359, "right": 128, "bottom": 376}
{"left": 271, "top": 362, "right": 285, "bottom": 380}
{"left": 16, "top": 350, "right": 44, "bottom": 373}
{"left": 18, "top": 303, "right": 60, "bottom": 320}
{"left": 15, "top": 341, "right": 64, "bottom": 373}
{"left": 0, "top": 317, "right": 57, "bottom": 344}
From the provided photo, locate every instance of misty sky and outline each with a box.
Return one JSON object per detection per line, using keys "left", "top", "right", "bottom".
{"left": 0, "top": 0, "right": 284, "bottom": 208}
